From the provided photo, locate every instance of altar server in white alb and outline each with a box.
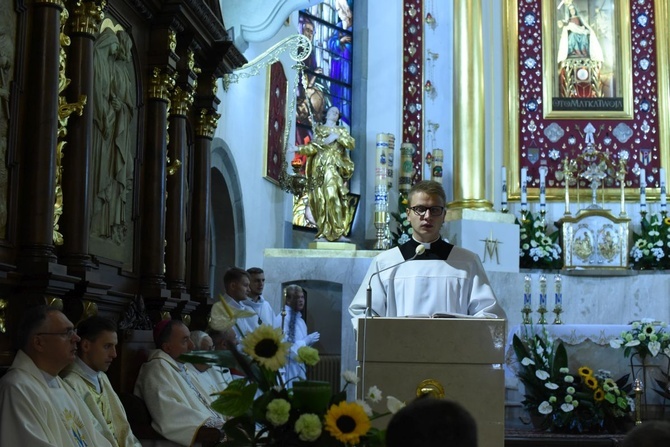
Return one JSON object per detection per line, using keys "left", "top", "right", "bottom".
{"left": 349, "top": 180, "right": 506, "bottom": 324}
{"left": 0, "top": 305, "right": 113, "bottom": 447}
{"left": 62, "top": 316, "right": 141, "bottom": 447}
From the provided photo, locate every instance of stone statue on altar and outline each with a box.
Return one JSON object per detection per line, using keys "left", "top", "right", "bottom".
{"left": 298, "top": 106, "right": 355, "bottom": 242}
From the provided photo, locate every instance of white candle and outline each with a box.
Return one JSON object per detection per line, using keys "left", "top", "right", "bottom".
{"left": 539, "top": 274, "right": 547, "bottom": 308}
{"left": 661, "top": 168, "right": 667, "bottom": 208}
{"left": 554, "top": 274, "right": 562, "bottom": 307}
{"left": 523, "top": 274, "right": 531, "bottom": 308}
{"left": 539, "top": 167, "right": 547, "bottom": 207}
{"left": 501, "top": 166, "right": 508, "bottom": 208}
{"left": 640, "top": 168, "right": 647, "bottom": 210}
{"left": 521, "top": 168, "right": 528, "bottom": 210}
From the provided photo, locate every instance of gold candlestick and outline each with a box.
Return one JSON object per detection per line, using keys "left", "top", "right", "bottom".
{"left": 522, "top": 275, "right": 532, "bottom": 324}
{"left": 537, "top": 274, "right": 547, "bottom": 325}
{"left": 553, "top": 274, "right": 563, "bottom": 324}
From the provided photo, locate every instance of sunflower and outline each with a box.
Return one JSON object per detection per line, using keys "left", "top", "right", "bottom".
{"left": 584, "top": 375, "right": 599, "bottom": 390}
{"left": 594, "top": 389, "right": 605, "bottom": 402}
{"left": 241, "top": 325, "right": 291, "bottom": 371}
{"left": 578, "top": 366, "right": 593, "bottom": 378}
{"left": 324, "top": 401, "right": 371, "bottom": 445}
{"left": 664, "top": 217, "right": 670, "bottom": 226}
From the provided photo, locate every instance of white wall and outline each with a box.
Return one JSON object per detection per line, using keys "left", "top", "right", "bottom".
{"left": 214, "top": 19, "right": 302, "bottom": 269}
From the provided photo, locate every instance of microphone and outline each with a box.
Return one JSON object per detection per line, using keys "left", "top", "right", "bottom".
{"left": 365, "top": 244, "right": 426, "bottom": 317}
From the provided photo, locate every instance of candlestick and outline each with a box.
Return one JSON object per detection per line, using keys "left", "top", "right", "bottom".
{"left": 538, "top": 274, "right": 548, "bottom": 324}
{"left": 501, "top": 166, "right": 508, "bottom": 213}
{"left": 522, "top": 274, "right": 532, "bottom": 324}
{"left": 634, "top": 378, "right": 644, "bottom": 425}
{"left": 553, "top": 274, "right": 563, "bottom": 324}
{"left": 521, "top": 168, "right": 528, "bottom": 211}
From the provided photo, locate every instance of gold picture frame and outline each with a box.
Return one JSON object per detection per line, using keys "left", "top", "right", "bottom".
{"left": 542, "top": 0, "right": 632, "bottom": 119}
{"left": 503, "top": 0, "right": 670, "bottom": 202}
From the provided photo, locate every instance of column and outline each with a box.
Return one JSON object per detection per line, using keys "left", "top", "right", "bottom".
{"left": 189, "top": 106, "right": 218, "bottom": 304}
{"left": 139, "top": 67, "right": 174, "bottom": 299}
{"left": 451, "top": 0, "right": 491, "bottom": 210}
{"left": 165, "top": 87, "right": 192, "bottom": 296}
{"left": 60, "top": 0, "right": 104, "bottom": 274}
{"left": 17, "top": 0, "right": 65, "bottom": 267}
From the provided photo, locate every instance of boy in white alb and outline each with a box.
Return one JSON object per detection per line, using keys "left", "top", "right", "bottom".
{"left": 349, "top": 181, "right": 506, "bottom": 324}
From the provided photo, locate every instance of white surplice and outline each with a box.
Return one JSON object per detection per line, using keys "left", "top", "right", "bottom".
{"left": 349, "top": 238, "right": 506, "bottom": 326}
{"left": 63, "top": 357, "right": 141, "bottom": 447}
{"left": 0, "top": 350, "right": 113, "bottom": 447}
{"left": 134, "top": 349, "right": 223, "bottom": 446}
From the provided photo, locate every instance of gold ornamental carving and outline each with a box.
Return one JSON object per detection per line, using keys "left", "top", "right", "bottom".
{"left": 416, "top": 379, "right": 445, "bottom": 398}
{"left": 169, "top": 86, "right": 193, "bottom": 117}
{"left": 148, "top": 67, "right": 176, "bottom": 102}
{"left": 37, "top": 0, "right": 65, "bottom": 8}
{"left": 168, "top": 29, "right": 177, "bottom": 52}
{"left": 0, "top": 299, "right": 7, "bottom": 333}
{"left": 195, "top": 109, "right": 220, "bottom": 139}
{"left": 54, "top": 7, "right": 87, "bottom": 246}
{"left": 68, "top": 0, "right": 106, "bottom": 36}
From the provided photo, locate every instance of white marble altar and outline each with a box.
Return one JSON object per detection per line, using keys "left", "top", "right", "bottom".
{"left": 263, "top": 248, "right": 670, "bottom": 396}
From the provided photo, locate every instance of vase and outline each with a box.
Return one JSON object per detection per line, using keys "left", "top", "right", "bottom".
{"left": 291, "top": 380, "right": 332, "bottom": 414}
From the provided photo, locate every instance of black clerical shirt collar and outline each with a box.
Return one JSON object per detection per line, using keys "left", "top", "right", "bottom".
{"left": 399, "top": 237, "right": 454, "bottom": 261}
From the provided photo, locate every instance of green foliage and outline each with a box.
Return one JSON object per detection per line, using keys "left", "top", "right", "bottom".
{"left": 517, "top": 212, "right": 562, "bottom": 270}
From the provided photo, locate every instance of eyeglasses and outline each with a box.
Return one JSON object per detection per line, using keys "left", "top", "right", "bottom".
{"left": 37, "top": 328, "right": 78, "bottom": 339}
{"left": 409, "top": 205, "right": 445, "bottom": 217}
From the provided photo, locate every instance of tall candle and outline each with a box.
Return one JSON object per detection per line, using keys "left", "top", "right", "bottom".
{"left": 523, "top": 274, "right": 531, "bottom": 307}
{"left": 554, "top": 274, "right": 562, "bottom": 307}
{"left": 521, "top": 168, "right": 528, "bottom": 211}
{"left": 539, "top": 274, "right": 547, "bottom": 308}
{"left": 539, "top": 167, "right": 547, "bottom": 208}
{"left": 431, "top": 149, "right": 444, "bottom": 181}
{"left": 640, "top": 168, "right": 647, "bottom": 211}
{"left": 375, "top": 134, "right": 389, "bottom": 213}
{"left": 501, "top": 166, "right": 508, "bottom": 209}
{"left": 661, "top": 168, "right": 667, "bottom": 210}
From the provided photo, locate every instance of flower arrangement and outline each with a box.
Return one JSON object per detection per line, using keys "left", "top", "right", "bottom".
{"left": 183, "top": 298, "right": 404, "bottom": 446}
{"left": 517, "top": 212, "right": 563, "bottom": 270}
{"left": 629, "top": 213, "right": 670, "bottom": 270}
{"left": 512, "top": 328, "right": 633, "bottom": 433}
{"left": 609, "top": 319, "right": 670, "bottom": 361}
{"left": 390, "top": 193, "right": 411, "bottom": 247}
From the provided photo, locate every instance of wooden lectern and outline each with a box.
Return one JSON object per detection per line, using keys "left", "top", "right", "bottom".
{"left": 357, "top": 317, "right": 506, "bottom": 447}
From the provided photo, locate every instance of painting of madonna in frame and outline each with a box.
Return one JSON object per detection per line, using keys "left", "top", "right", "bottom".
{"left": 542, "top": 0, "right": 632, "bottom": 118}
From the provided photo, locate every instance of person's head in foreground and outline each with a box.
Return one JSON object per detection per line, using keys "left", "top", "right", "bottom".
{"left": 386, "top": 397, "right": 477, "bottom": 447}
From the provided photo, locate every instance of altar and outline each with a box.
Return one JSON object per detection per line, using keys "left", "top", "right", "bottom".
{"left": 262, "top": 249, "right": 670, "bottom": 410}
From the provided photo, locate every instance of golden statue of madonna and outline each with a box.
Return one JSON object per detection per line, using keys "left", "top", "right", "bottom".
{"left": 298, "top": 106, "right": 355, "bottom": 242}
